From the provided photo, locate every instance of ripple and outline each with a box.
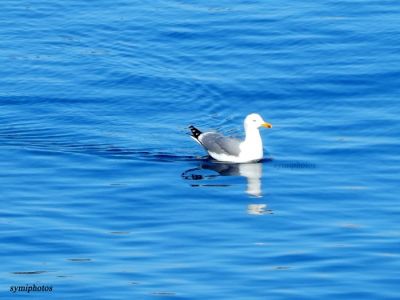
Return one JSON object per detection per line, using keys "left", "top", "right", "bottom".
{"left": 12, "top": 271, "right": 47, "bottom": 275}
{"left": 67, "top": 258, "right": 92, "bottom": 262}
{"left": 151, "top": 291, "right": 177, "bottom": 296}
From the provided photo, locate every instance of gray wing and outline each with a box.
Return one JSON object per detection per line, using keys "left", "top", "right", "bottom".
{"left": 199, "top": 132, "right": 242, "bottom": 156}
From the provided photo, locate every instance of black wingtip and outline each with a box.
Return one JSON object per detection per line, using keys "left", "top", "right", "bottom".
{"left": 189, "top": 125, "right": 202, "bottom": 139}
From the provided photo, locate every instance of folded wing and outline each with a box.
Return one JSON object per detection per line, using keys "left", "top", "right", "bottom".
{"left": 199, "top": 132, "right": 242, "bottom": 156}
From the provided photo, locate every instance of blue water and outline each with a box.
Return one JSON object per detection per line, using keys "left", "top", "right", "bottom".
{"left": 1, "top": 1, "right": 400, "bottom": 299}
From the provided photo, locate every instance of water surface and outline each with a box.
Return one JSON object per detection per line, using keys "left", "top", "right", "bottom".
{"left": 1, "top": 0, "right": 400, "bottom": 299}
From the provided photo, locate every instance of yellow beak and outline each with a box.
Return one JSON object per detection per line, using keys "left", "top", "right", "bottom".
{"left": 261, "top": 122, "right": 272, "bottom": 128}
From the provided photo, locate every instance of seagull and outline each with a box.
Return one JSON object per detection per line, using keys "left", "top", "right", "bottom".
{"left": 189, "top": 113, "right": 272, "bottom": 163}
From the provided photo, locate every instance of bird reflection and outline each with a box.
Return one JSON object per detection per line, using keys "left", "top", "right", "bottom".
{"left": 247, "top": 204, "right": 271, "bottom": 215}
{"left": 182, "top": 161, "right": 264, "bottom": 197}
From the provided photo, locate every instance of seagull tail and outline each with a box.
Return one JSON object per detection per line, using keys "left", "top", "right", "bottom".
{"left": 189, "top": 125, "right": 202, "bottom": 141}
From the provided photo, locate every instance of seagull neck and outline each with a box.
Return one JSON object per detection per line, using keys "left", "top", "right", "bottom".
{"left": 244, "top": 126, "right": 262, "bottom": 146}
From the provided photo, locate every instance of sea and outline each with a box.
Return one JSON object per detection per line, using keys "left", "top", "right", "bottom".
{"left": 1, "top": 0, "right": 399, "bottom": 299}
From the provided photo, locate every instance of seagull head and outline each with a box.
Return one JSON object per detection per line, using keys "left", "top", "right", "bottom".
{"left": 244, "top": 113, "right": 272, "bottom": 130}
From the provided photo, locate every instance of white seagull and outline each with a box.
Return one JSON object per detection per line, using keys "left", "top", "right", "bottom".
{"left": 189, "top": 113, "right": 272, "bottom": 163}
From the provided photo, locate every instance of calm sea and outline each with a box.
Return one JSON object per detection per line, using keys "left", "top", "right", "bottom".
{"left": 1, "top": 0, "right": 399, "bottom": 299}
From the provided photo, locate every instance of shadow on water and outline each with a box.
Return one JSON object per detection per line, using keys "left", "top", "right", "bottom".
{"left": 181, "top": 158, "right": 317, "bottom": 211}
{"left": 182, "top": 160, "right": 270, "bottom": 198}
{"left": 182, "top": 159, "right": 276, "bottom": 215}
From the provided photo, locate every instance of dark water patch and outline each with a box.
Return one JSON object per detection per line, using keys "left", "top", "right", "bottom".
{"left": 108, "top": 183, "right": 129, "bottom": 187}
{"left": 67, "top": 258, "right": 92, "bottom": 262}
{"left": 12, "top": 271, "right": 47, "bottom": 275}
{"left": 191, "top": 184, "right": 231, "bottom": 187}
{"left": 273, "top": 266, "right": 291, "bottom": 270}
{"left": 181, "top": 167, "right": 219, "bottom": 181}
{"left": 151, "top": 291, "right": 177, "bottom": 296}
